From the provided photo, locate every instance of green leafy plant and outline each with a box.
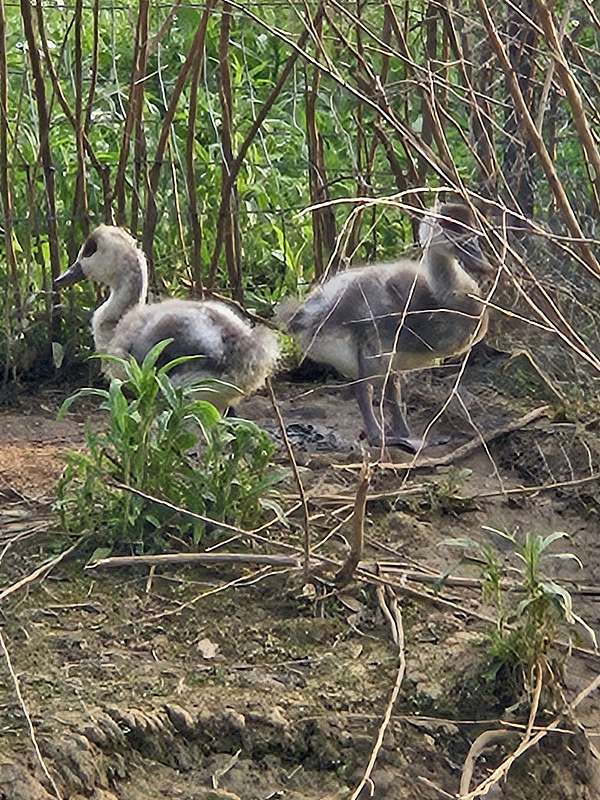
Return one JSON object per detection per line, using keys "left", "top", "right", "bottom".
{"left": 55, "top": 341, "right": 285, "bottom": 556}
{"left": 444, "top": 527, "right": 596, "bottom": 696}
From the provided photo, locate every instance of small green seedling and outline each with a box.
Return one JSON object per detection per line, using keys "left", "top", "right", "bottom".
{"left": 444, "top": 527, "right": 596, "bottom": 699}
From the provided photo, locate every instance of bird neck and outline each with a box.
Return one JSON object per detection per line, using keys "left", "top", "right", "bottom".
{"left": 424, "top": 248, "right": 479, "bottom": 302}
{"left": 92, "top": 250, "right": 148, "bottom": 352}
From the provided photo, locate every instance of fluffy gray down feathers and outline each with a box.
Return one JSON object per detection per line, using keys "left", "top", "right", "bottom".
{"left": 108, "top": 299, "right": 279, "bottom": 403}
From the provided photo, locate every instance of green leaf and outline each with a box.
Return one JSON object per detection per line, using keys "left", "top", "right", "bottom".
{"left": 88, "top": 546, "right": 112, "bottom": 565}
{"left": 538, "top": 531, "right": 571, "bottom": 552}
{"left": 546, "top": 552, "right": 584, "bottom": 569}
{"left": 158, "top": 353, "right": 206, "bottom": 375}
{"left": 440, "top": 537, "right": 478, "bottom": 550}
{"left": 58, "top": 387, "right": 110, "bottom": 418}
{"left": 141, "top": 339, "right": 175, "bottom": 371}
{"left": 51, "top": 341, "right": 65, "bottom": 369}
{"left": 481, "top": 525, "right": 516, "bottom": 544}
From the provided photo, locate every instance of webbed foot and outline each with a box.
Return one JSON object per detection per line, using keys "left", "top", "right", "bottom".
{"left": 362, "top": 431, "right": 449, "bottom": 453}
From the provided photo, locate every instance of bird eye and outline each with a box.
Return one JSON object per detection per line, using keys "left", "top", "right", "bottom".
{"left": 81, "top": 237, "right": 97, "bottom": 258}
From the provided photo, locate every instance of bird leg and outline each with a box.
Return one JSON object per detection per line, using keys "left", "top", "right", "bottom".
{"left": 353, "top": 378, "right": 385, "bottom": 446}
{"left": 383, "top": 374, "right": 448, "bottom": 453}
{"left": 380, "top": 374, "right": 424, "bottom": 452}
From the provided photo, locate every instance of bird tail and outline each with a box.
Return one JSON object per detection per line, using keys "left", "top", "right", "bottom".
{"left": 253, "top": 324, "right": 280, "bottom": 375}
{"left": 226, "top": 322, "right": 280, "bottom": 404}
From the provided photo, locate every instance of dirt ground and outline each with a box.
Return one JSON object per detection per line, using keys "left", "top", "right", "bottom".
{"left": 1, "top": 362, "right": 600, "bottom": 799}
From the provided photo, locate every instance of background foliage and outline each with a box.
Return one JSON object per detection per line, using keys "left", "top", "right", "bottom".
{"left": 1, "top": 0, "right": 599, "bottom": 390}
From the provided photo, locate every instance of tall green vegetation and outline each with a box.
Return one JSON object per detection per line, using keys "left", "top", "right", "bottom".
{"left": 1, "top": 1, "right": 598, "bottom": 384}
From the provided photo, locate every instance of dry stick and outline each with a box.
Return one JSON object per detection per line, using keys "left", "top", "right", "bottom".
{"left": 349, "top": 586, "right": 406, "bottom": 800}
{"left": 305, "top": 55, "right": 324, "bottom": 278}
{"left": 0, "top": 0, "right": 19, "bottom": 315}
{"left": 207, "top": 3, "right": 324, "bottom": 285}
{"left": 216, "top": 2, "right": 243, "bottom": 302}
{"left": 0, "top": 631, "right": 63, "bottom": 799}
{"left": 342, "top": 4, "right": 379, "bottom": 259}
{"left": 461, "top": 663, "right": 549, "bottom": 799}
{"left": 463, "top": 472, "right": 600, "bottom": 502}
{"left": 83, "top": 0, "right": 99, "bottom": 134}
{"left": 86, "top": 554, "right": 600, "bottom": 599}
{"left": 158, "top": 49, "right": 187, "bottom": 267}
{"left": 580, "top": 0, "right": 600, "bottom": 31}
{"left": 336, "top": 406, "right": 551, "bottom": 471}
{"left": 534, "top": 0, "right": 600, "bottom": 214}
{"left": 35, "top": 5, "right": 111, "bottom": 217}
{"left": 305, "top": 11, "right": 337, "bottom": 277}
{"left": 267, "top": 379, "right": 311, "bottom": 582}
{"left": 380, "top": 567, "right": 600, "bottom": 598}
{"left": 130, "top": 2, "right": 150, "bottom": 237}
{"left": 19, "top": 0, "right": 62, "bottom": 315}
{"left": 447, "top": 8, "right": 497, "bottom": 191}
{"left": 113, "top": 0, "right": 149, "bottom": 225}
{"left": 207, "top": 291, "right": 278, "bottom": 329}
{"left": 185, "top": 44, "right": 204, "bottom": 297}
{"left": 150, "top": 565, "right": 278, "bottom": 621}
{"left": 69, "top": 0, "right": 89, "bottom": 258}
{"left": 23, "top": 8, "right": 74, "bottom": 183}
{"left": 459, "top": 730, "right": 517, "bottom": 796}
{"left": 147, "top": 0, "right": 183, "bottom": 57}
{"left": 535, "top": 0, "right": 573, "bottom": 132}
{"left": 281, "top": 483, "right": 426, "bottom": 505}
{"left": 474, "top": 0, "right": 600, "bottom": 279}
{"left": 418, "top": 2, "right": 438, "bottom": 182}
{"left": 525, "top": 663, "right": 544, "bottom": 739}
{"left": 0, "top": 540, "right": 81, "bottom": 603}
{"left": 419, "top": 777, "right": 455, "bottom": 799}
{"left": 89, "top": 552, "right": 303, "bottom": 570}
{"left": 335, "top": 461, "right": 372, "bottom": 587}
{"left": 145, "top": 563, "right": 156, "bottom": 594}
{"left": 481, "top": 255, "right": 600, "bottom": 373}
{"left": 142, "top": 0, "right": 217, "bottom": 285}
{"left": 459, "top": 663, "right": 543, "bottom": 797}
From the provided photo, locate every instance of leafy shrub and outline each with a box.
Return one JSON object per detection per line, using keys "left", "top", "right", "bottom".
{"left": 55, "top": 341, "right": 284, "bottom": 555}
{"left": 445, "top": 528, "right": 596, "bottom": 696}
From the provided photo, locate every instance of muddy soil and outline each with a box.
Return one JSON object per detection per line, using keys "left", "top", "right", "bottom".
{"left": 1, "top": 364, "right": 600, "bottom": 799}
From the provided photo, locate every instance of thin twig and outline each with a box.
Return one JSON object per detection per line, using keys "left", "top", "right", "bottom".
{"left": 335, "top": 460, "right": 372, "bottom": 587}
{"left": 461, "top": 666, "right": 597, "bottom": 799}
{"left": 0, "top": 539, "right": 81, "bottom": 602}
{"left": 19, "top": 0, "right": 62, "bottom": 317}
{"left": 267, "top": 378, "right": 311, "bottom": 582}
{"left": 349, "top": 586, "right": 406, "bottom": 799}
{"left": 459, "top": 730, "right": 517, "bottom": 796}
{"left": 88, "top": 552, "right": 303, "bottom": 569}
{"left": 0, "top": 631, "right": 63, "bottom": 799}
{"left": 149, "top": 565, "right": 279, "bottom": 621}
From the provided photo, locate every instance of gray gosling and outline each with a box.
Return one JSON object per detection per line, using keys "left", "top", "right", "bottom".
{"left": 277, "top": 202, "right": 492, "bottom": 452}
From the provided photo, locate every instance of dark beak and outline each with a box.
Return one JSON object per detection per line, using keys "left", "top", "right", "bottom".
{"left": 456, "top": 238, "right": 493, "bottom": 278}
{"left": 54, "top": 261, "right": 86, "bottom": 289}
